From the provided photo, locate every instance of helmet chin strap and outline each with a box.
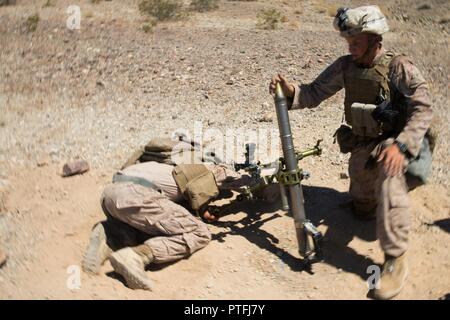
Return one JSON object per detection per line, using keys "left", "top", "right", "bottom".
{"left": 355, "top": 36, "right": 381, "bottom": 66}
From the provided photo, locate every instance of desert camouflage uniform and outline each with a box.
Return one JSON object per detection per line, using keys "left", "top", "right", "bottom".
{"left": 289, "top": 49, "right": 433, "bottom": 257}
{"left": 101, "top": 161, "right": 241, "bottom": 263}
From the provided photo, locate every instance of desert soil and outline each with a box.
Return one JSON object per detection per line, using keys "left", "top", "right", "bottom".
{"left": 0, "top": 0, "right": 449, "bottom": 299}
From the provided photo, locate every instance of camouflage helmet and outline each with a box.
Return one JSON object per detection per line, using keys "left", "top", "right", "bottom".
{"left": 333, "top": 5, "right": 389, "bottom": 37}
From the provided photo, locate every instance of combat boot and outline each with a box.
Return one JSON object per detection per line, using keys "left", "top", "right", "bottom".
{"left": 371, "top": 253, "right": 408, "bottom": 300}
{"left": 349, "top": 200, "right": 377, "bottom": 221}
{"left": 352, "top": 206, "right": 376, "bottom": 221}
{"left": 0, "top": 246, "right": 7, "bottom": 268}
{"left": 109, "top": 244, "right": 154, "bottom": 291}
{"left": 82, "top": 222, "right": 112, "bottom": 274}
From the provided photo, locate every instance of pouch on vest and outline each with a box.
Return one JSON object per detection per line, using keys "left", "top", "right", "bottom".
{"left": 406, "top": 137, "right": 432, "bottom": 185}
{"left": 425, "top": 118, "right": 439, "bottom": 153}
{"left": 172, "top": 164, "right": 219, "bottom": 211}
{"left": 350, "top": 103, "right": 382, "bottom": 138}
{"left": 343, "top": 51, "right": 396, "bottom": 125}
{"left": 333, "top": 124, "right": 358, "bottom": 154}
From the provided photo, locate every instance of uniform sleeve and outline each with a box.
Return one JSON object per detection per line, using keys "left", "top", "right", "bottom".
{"left": 289, "top": 56, "right": 345, "bottom": 110}
{"left": 390, "top": 56, "right": 433, "bottom": 158}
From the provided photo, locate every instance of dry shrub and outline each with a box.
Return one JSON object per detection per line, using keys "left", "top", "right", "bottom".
{"left": 257, "top": 8, "right": 282, "bottom": 30}
{"left": 190, "top": 0, "right": 219, "bottom": 12}
{"left": 139, "top": 0, "right": 183, "bottom": 21}
{"left": 25, "top": 13, "right": 40, "bottom": 33}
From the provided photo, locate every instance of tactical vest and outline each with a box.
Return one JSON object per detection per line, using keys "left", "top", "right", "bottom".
{"left": 343, "top": 51, "right": 434, "bottom": 146}
{"left": 172, "top": 164, "right": 219, "bottom": 211}
{"left": 343, "top": 51, "right": 396, "bottom": 126}
{"left": 342, "top": 51, "right": 435, "bottom": 184}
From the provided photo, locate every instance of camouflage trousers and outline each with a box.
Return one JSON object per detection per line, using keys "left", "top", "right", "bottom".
{"left": 349, "top": 142, "right": 420, "bottom": 257}
{"left": 101, "top": 182, "right": 211, "bottom": 264}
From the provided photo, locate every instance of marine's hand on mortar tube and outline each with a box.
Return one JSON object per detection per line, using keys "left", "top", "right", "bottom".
{"left": 269, "top": 73, "right": 295, "bottom": 97}
{"left": 377, "top": 143, "right": 405, "bottom": 177}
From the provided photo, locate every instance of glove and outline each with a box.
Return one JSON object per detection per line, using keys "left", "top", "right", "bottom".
{"left": 372, "top": 101, "right": 399, "bottom": 125}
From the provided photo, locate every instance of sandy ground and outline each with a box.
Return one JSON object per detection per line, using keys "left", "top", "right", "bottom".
{"left": 0, "top": 0, "right": 449, "bottom": 299}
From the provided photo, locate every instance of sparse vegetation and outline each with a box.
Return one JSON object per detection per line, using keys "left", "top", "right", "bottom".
{"left": 326, "top": 5, "right": 340, "bottom": 17}
{"left": 139, "top": 0, "right": 183, "bottom": 21}
{"left": 0, "top": 0, "right": 16, "bottom": 6}
{"left": 313, "top": 0, "right": 340, "bottom": 17}
{"left": 257, "top": 8, "right": 282, "bottom": 30}
{"left": 142, "top": 24, "right": 153, "bottom": 33}
{"left": 190, "top": 0, "right": 219, "bottom": 12}
{"left": 313, "top": 1, "right": 389, "bottom": 19}
{"left": 142, "top": 18, "right": 158, "bottom": 33}
{"left": 42, "top": 0, "right": 55, "bottom": 7}
{"left": 24, "top": 13, "right": 40, "bottom": 33}
{"left": 288, "top": 20, "right": 300, "bottom": 29}
{"left": 0, "top": 0, "right": 449, "bottom": 301}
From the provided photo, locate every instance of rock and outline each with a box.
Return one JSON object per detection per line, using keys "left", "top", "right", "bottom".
{"left": 226, "top": 79, "right": 234, "bottom": 85}
{"left": 339, "top": 172, "right": 349, "bottom": 179}
{"left": 302, "top": 59, "right": 312, "bottom": 69}
{"left": 439, "top": 17, "right": 450, "bottom": 24}
{"left": 417, "top": 3, "right": 432, "bottom": 10}
{"left": 62, "top": 160, "right": 90, "bottom": 177}
{"left": 36, "top": 157, "right": 50, "bottom": 167}
{"left": 258, "top": 114, "right": 273, "bottom": 123}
